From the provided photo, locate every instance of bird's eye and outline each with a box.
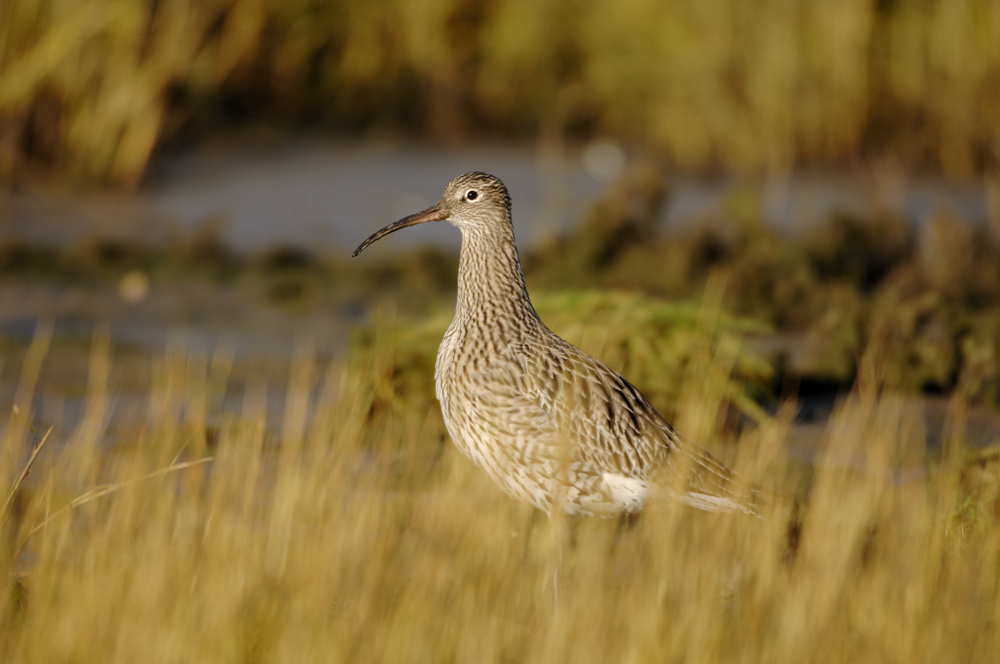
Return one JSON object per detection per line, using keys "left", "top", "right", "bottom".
{"left": 466, "top": 190, "right": 479, "bottom": 201}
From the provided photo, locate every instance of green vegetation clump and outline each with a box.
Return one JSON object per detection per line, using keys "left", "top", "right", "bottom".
{"left": 526, "top": 167, "right": 1000, "bottom": 404}
{"left": 354, "top": 288, "right": 773, "bottom": 432}
{"left": 2, "top": 0, "right": 999, "bottom": 185}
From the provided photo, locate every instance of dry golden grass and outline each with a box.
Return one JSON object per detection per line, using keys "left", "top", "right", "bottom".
{"left": 2, "top": 0, "right": 999, "bottom": 184}
{"left": 0, "top": 315, "right": 998, "bottom": 662}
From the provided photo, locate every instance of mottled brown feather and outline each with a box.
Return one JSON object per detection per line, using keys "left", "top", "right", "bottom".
{"left": 362, "top": 172, "right": 758, "bottom": 517}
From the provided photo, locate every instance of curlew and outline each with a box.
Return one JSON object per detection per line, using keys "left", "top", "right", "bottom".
{"left": 353, "top": 172, "right": 757, "bottom": 517}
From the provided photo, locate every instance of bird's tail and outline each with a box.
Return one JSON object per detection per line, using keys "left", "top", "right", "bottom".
{"left": 671, "top": 435, "right": 766, "bottom": 517}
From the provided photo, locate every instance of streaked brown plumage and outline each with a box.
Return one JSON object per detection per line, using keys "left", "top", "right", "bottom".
{"left": 354, "top": 172, "right": 756, "bottom": 517}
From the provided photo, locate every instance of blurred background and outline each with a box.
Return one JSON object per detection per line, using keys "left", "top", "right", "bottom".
{"left": 2, "top": 0, "right": 1000, "bottom": 447}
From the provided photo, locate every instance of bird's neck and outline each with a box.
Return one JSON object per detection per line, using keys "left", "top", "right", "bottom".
{"left": 455, "top": 226, "right": 539, "bottom": 338}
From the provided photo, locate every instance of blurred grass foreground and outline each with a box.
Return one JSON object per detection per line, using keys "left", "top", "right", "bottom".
{"left": 0, "top": 315, "right": 998, "bottom": 661}
{"left": 2, "top": 0, "right": 1000, "bottom": 185}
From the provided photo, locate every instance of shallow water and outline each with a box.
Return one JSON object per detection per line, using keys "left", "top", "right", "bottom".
{"left": 3, "top": 137, "right": 992, "bottom": 255}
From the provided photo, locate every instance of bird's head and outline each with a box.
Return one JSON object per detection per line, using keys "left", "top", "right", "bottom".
{"left": 352, "top": 172, "right": 511, "bottom": 256}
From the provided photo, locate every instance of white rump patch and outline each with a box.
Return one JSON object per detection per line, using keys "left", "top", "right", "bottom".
{"left": 602, "top": 473, "right": 648, "bottom": 512}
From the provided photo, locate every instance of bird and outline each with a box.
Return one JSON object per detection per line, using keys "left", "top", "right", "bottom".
{"left": 353, "top": 172, "right": 758, "bottom": 518}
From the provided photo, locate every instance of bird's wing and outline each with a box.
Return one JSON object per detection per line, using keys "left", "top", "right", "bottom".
{"left": 529, "top": 337, "right": 760, "bottom": 514}
{"left": 463, "top": 337, "right": 759, "bottom": 515}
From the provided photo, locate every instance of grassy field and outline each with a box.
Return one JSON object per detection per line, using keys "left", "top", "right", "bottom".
{"left": 1, "top": 0, "right": 999, "bottom": 185}
{"left": 0, "top": 296, "right": 997, "bottom": 662}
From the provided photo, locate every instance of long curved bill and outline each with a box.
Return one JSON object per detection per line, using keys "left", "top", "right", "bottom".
{"left": 352, "top": 204, "right": 449, "bottom": 256}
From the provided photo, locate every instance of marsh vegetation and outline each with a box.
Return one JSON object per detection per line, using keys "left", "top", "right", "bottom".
{"left": 0, "top": 304, "right": 998, "bottom": 661}
{"left": 1, "top": 175, "right": 999, "bottom": 659}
